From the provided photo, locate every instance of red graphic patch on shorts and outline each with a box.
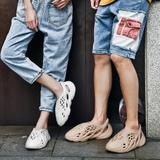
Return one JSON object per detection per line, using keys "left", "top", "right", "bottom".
{"left": 117, "top": 18, "right": 141, "bottom": 40}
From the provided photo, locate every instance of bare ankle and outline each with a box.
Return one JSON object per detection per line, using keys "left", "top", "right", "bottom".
{"left": 55, "top": 82, "right": 63, "bottom": 98}
{"left": 91, "top": 117, "right": 107, "bottom": 125}
{"left": 124, "top": 121, "right": 139, "bottom": 132}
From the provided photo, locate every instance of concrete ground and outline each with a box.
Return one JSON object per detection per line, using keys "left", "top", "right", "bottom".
{"left": 0, "top": 121, "right": 160, "bottom": 160}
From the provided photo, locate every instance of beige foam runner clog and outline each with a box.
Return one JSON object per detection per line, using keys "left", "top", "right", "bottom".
{"left": 65, "top": 118, "right": 113, "bottom": 142}
{"left": 106, "top": 125, "right": 146, "bottom": 153}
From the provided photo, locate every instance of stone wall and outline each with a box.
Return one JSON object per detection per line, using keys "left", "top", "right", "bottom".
{"left": 145, "top": 1, "right": 160, "bottom": 139}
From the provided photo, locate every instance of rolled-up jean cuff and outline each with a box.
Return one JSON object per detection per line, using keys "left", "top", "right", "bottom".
{"left": 39, "top": 107, "right": 53, "bottom": 113}
{"left": 30, "top": 70, "right": 43, "bottom": 84}
{"left": 92, "top": 49, "right": 110, "bottom": 54}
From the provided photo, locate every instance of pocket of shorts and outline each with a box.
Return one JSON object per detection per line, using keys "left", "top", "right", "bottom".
{"left": 124, "top": 19, "right": 141, "bottom": 40}
{"left": 117, "top": 18, "right": 141, "bottom": 40}
{"left": 48, "top": 4, "right": 69, "bottom": 27}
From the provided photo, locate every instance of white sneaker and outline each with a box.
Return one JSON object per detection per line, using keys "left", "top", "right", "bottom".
{"left": 25, "top": 128, "right": 51, "bottom": 149}
{"left": 55, "top": 81, "right": 76, "bottom": 126}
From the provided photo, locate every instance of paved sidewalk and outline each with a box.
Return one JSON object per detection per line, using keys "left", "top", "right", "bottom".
{"left": 0, "top": 122, "right": 160, "bottom": 160}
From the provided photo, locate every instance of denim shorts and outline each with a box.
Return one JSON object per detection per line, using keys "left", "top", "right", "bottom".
{"left": 1, "top": 0, "right": 73, "bottom": 112}
{"left": 93, "top": 0, "right": 150, "bottom": 59}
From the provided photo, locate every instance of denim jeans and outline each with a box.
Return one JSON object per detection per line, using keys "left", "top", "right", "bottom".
{"left": 1, "top": 0, "right": 73, "bottom": 112}
{"left": 93, "top": 0, "right": 150, "bottom": 59}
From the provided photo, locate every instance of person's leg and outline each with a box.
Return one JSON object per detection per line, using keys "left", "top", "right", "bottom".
{"left": 0, "top": 10, "right": 52, "bottom": 149}
{"left": 91, "top": 3, "right": 114, "bottom": 126}
{"left": 105, "top": 0, "right": 150, "bottom": 153}
{"left": 91, "top": 54, "right": 112, "bottom": 125}
{"left": 35, "top": 110, "right": 50, "bottom": 130}
{"left": 65, "top": 54, "right": 113, "bottom": 142}
{"left": 111, "top": 54, "right": 139, "bottom": 132}
{"left": 106, "top": 54, "right": 145, "bottom": 153}
{"left": 26, "top": 0, "right": 74, "bottom": 149}
{"left": 37, "top": 73, "right": 63, "bottom": 98}
{"left": 0, "top": 17, "right": 39, "bottom": 84}
{"left": 65, "top": 4, "right": 114, "bottom": 142}
{"left": 35, "top": 72, "right": 71, "bottom": 130}
{"left": 37, "top": 0, "right": 73, "bottom": 128}
{"left": 0, "top": 3, "right": 62, "bottom": 131}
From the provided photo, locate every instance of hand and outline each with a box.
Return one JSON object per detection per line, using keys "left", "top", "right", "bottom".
{"left": 52, "top": 0, "right": 70, "bottom": 9}
{"left": 25, "top": 8, "right": 38, "bottom": 32}
{"left": 90, "top": 0, "right": 99, "bottom": 10}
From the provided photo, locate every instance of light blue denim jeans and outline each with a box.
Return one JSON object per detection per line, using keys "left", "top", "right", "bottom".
{"left": 1, "top": 0, "right": 73, "bottom": 112}
{"left": 93, "top": 0, "right": 150, "bottom": 59}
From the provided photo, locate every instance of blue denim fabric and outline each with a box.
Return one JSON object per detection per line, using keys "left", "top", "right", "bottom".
{"left": 93, "top": 0, "right": 150, "bottom": 59}
{"left": 1, "top": 0, "right": 73, "bottom": 112}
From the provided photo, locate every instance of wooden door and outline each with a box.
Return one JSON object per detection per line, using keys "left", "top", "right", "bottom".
{"left": 0, "top": 0, "right": 145, "bottom": 125}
